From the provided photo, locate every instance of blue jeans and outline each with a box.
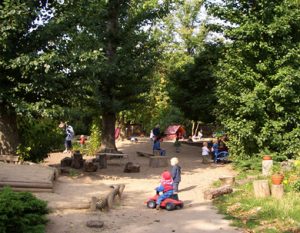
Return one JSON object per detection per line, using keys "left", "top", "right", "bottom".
{"left": 156, "top": 190, "right": 173, "bottom": 205}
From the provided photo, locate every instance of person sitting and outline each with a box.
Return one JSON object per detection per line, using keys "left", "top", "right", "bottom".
{"left": 153, "top": 136, "right": 166, "bottom": 156}
{"left": 155, "top": 171, "right": 174, "bottom": 210}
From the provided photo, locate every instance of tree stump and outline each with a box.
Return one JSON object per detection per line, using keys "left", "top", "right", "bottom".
{"left": 83, "top": 160, "right": 98, "bottom": 172}
{"left": 271, "top": 184, "right": 284, "bottom": 199}
{"left": 262, "top": 160, "right": 273, "bottom": 176}
{"left": 219, "top": 176, "right": 235, "bottom": 186}
{"left": 60, "top": 157, "right": 72, "bottom": 167}
{"left": 253, "top": 180, "right": 270, "bottom": 197}
{"left": 97, "top": 154, "right": 107, "bottom": 169}
{"left": 149, "top": 156, "right": 168, "bottom": 168}
{"left": 123, "top": 162, "right": 140, "bottom": 173}
{"left": 204, "top": 185, "right": 233, "bottom": 200}
{"left": 71, "top": 151, "right": 84, "bottom": 169}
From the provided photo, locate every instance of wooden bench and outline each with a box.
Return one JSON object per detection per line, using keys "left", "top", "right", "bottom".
{"left": 136, "top": 151, "right": 154, "bottom": 158}
{"left": 96, "top": 153, "right": 129, "bottom": 167}
{"left": 0, "top": 155, "right": 19, "bottom": 164}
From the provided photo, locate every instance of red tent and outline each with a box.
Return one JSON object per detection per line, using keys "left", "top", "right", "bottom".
{"left": 164, "top": 125, "right": 186, "bottom": 140}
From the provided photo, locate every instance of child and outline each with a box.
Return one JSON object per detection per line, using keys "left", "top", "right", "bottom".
{"left": 80, "top": 135, "right": 86, "bottom": 147}
{"left": 202, "top": 142, "right": 210, "bottom": 163}
{"left": 170, "top": 157, "right": 181, "bottom": 194}
{"left": 153, "top": 136, "right": 166, "bottom": 156}
{"left": 155, "top": 171, "right": 174, "bottom": 210}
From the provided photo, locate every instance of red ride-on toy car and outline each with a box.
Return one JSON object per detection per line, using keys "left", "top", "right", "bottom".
{"left": 146, "top": 193, "right": 184, "bottom": 211}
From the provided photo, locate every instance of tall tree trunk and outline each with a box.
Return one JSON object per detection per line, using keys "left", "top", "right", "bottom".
{"left": 100, "top": 113, "right": 117, "bottom": 152}
{"left": 0, "top": 105, "right": 19, "bottom": 155}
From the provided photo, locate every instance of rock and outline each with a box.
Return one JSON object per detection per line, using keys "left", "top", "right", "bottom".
{"left": 123, "top": 162, "right": 140, "bottom": 173}
{"left": 60, "top": 157, "right": 72, "bottom": 167}
{"left": 71, "top": 151, "right": 84, "bottom": 169}
{"left": 86, "top": 220, "right": 104, "bottom": 228}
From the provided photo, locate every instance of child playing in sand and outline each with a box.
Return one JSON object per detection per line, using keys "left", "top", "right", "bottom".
{"left": 170, "top": 157, "right": 181, "bottom": 194}
{"left": 155, "top": 171, "right": 174, "bottom": 210}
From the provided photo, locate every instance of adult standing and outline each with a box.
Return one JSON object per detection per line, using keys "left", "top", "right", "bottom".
{"left": 152, "top": 124, "right": 160, "bottom": 140}
{"left": 59, "top": 122, "right": 75, "bottom": 153}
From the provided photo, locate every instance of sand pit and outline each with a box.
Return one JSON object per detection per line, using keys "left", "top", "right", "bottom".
{"left": 40, "top": 138, "right": 240, "bottom": 233}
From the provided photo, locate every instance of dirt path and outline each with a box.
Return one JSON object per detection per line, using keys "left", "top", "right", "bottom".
{"left": 41, "top": 138, "right": 241, "bottom": 233}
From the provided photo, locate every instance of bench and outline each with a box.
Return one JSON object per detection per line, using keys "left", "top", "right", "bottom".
{"left": 96, "top": 153, "right": 129, "bottom": 167}
{"left": 136, "top": 151, "right": 154, "bottom": 158}
{"left": 0, "top": 155, "right": 20, "bottom": 164}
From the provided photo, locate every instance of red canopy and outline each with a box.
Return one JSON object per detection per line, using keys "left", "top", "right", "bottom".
{"left": 164, "top": 125, "right": 185, "bottom": 140}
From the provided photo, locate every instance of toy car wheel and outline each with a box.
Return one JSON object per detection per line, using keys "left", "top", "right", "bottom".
{"left": 147, "top": 200, "right": 156, "bottom": 209}
{"left": 165, "top": 202, "right": 175, "bottom": 211}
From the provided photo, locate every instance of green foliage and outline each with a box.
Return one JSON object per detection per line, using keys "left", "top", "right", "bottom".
{"left": 17, "top": 118, "right": 64, "bottom": 162}
{"left": 0, "top": 187, "right": 48, "bottom": 233}
{"left": 214, "top": 182, "right": 300, "bottom": 232}
{"left": 207, "top": 0, "right": 300, "bottom": 158}
{"left": 86, "top": 119, "right": 101, "bottom": 156}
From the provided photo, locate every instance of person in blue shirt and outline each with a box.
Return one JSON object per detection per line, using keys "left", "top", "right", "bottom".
{"left": 155, "top": 171, "right": 174, "bottom": 210}
{"left": 153, "top": 136, "right": 166, "bottom": 156}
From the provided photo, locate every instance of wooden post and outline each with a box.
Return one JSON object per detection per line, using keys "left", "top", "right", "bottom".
{"left": 90, "top": 197, "right": 98, "bottom": 211}
{"left": 97, "top": 154, "right": 107, "bottom": 169}
{"left": 219, "top": 176, "right": 235, "bottom": 186}
{"left": 253, "top": 180, "right": 270, "bottom": 197}
{"left": 262, "top": 160, "right": 273, "bottom": 176}
{"left": 271, "top": 184, "right": 284, "bottom": 199}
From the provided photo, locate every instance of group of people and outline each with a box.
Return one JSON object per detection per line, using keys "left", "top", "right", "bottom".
{"left": 201, "top": 135, "right": 229, "bottom": 162}
{"left": 155, "top": 157, "right": 181, "bottom": 210}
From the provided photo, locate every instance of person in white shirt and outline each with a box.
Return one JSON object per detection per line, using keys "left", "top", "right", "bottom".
{"left": 201, "top": 142, "right": 210, "bottom": 163}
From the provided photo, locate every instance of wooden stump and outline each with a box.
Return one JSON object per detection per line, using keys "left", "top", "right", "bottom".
{"left": 149, "top": 156, "right": 168, "bottom": 168}
{"left": 219, "top": 176, "right": 235, "bottom": 186}
{"left": 71, "top": 151, "right": 84, "bottom": 169}
{"left": 123, "top": 162, "right": 140, "bottom": 173}
{"left": 271, "top": 184, "right": 284, "bottom": 199}
{"left": 253, "top": 180, "right": 270, "bottom": 197}
{"left": 153, "top": 150, "right": 161, "bottom": 156}
{"left": 262, "top": 160, "right": 273, "bottom": 176}
{"left": 136, "top": 151, "right": 153, "bottom": 158}
{"left": 204, "top": 185, "right": 233, "bottom": 200}
{"left": 60, "top": 157, "right": 72, "bottom": 167}
{"left": 97, "top": 154, "right": 107, "bottom": 169}
{"left": 83, "top": 160, "right": 98, "bottom": 172}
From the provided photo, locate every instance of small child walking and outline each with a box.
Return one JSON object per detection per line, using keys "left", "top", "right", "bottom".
{"left": 170, "top": 157, "right": 181, "bottom": 194}
{"left": 202, "top": 142, "right": 210, "bottom": 164}
{"left": 80, "top": 135, "right": 86, "bottom": 147}
{"left": 155, "top": 171, "right": 174, "bottom": 210}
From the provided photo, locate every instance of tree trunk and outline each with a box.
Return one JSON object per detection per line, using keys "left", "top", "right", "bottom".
{"left": 0, "top": 105, "right": 19, "bottom": 155}
{"left": 100, "top": 113, "right": 117, "bottom": 152}
{"left": 253, "top": 180, "right": 270, "bottom": 197}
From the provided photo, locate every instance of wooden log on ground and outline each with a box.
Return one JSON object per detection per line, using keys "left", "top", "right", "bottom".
{"left": 136, "top": 151, "right": 153, "bottom": 158}
{"left": 0, "top": 187, "right": 53, "bottom": 192}
{"left": 123, "top": 162, "right": 140, "bottom": 173}
{"left": 204, "top": 185, "right": 233, "bottom": 200}
{"left": 0, "top": 181, "right": 52, "bottom": 189}
{"left": 71, "top": 151, "right": 84, "bottom": 169}
{"left": 83, "top": 160, "right": 98, "bottom": 172}
{"left": 253, "top": 180, "right": 270, "bottom": 197}
{"left": 271, "top": 184, "right": 284, "bottom": 199}
{"left": 92, "top": 184, "right": 126, "bottom": 211}
{"left": 149, "top": 156, "right": 169, "bottom": 168}
{"left": 219, "top": 176, "right": 235, "bottom": 186}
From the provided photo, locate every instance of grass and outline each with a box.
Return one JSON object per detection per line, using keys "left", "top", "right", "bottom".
{"left": 214, "top": 181, "right": 300, "bottom": 233}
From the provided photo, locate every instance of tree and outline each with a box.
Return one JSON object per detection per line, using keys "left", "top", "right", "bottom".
{"left": 207, "top": 0, "right": 300, "bottom": 158}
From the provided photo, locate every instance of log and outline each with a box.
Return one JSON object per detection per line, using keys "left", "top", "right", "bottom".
{"left": 253, "top": 180, "right": 270, "bottom": 197}
{"left": 83, "top": 160, "right": 98, "bottom": 172}
{"left": 97, "top": 154, "right": 107, "bottom": 169}
{"left": 149, "top": 156, "right": 169, "bottom": 168}
{"left": 92, "top": 184, "right": 126, "bottom": 211}
{"left": 123, "top": 162, "right": 140, "bottom": 173}
{"left": 0, "top": 181, "right": 52, "bottom": 189}
{"left": 204, "top": 185, "right": 233, "bottom": 200}
{"left": 219, "top": 176, "right": 235, "bottom": 186}
{"left": 262, "top": 160, "right": 273, "bottom": 176}
{"left": 0, "top": 187, "right": 53, "bottom": 192}
{"left": 271, "top": 184, "right": 284, "bottom": 199}
{"left": 71, "top": 151, "right": 84, "bottom": 169}
{"left": 136, "top": 151, "right": 153, "bottom": 158}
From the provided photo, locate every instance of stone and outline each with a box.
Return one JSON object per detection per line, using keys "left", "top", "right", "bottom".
{"left": 60, "top": 157, "right": 72, "bottom": 167}
{"left": 83, "top": 160, "right": 98, "bottom": 172}
{"left": 86, "top": 220, "right": 104, "bottom": 228}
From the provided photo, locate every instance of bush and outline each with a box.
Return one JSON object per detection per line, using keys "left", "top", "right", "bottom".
{"left": 0, "top": 187, "right": 48, "bottom": 233}
{"left": 18, "top": 117, "right": 64, "bottom": 162}
{"left": 86, "top": 119, "right": 101, "bottom": 156}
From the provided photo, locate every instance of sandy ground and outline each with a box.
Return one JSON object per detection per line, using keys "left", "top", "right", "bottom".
{"left": 40, "top": 138, "right": 241, "bottom": 233}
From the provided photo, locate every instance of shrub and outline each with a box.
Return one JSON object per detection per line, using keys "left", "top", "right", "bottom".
{"left": 18, "top": 117, "right": 64, "bottom": 162}
{"left": 0, "top": 187, "right": 48, "bottom": 233}
{"left": 86, "top": 119, "right": 101, "bottom": 156}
